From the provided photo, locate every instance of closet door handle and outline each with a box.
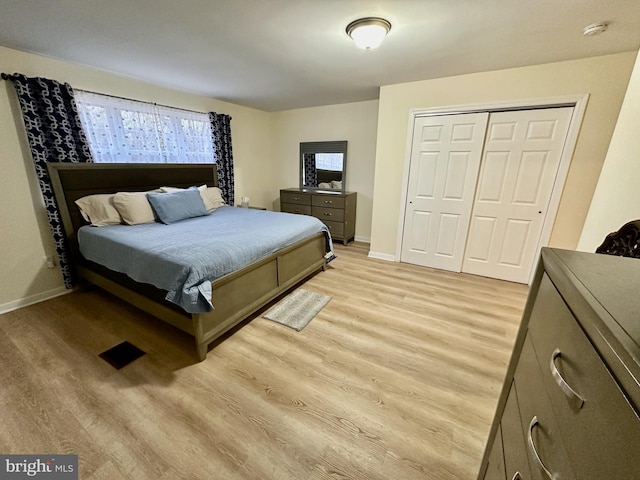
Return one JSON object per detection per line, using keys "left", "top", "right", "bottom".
{"left": 550, "top": 348, "right": 584, "bottom": 408}
{"left": 527, "top": 416, "right": 555, "bottom": 479}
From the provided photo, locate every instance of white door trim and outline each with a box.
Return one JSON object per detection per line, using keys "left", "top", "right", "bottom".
{"left": 395, "top": 94, "right": 589, "bottom": 285}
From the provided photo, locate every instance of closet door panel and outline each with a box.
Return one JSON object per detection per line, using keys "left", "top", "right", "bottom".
{"left": 401, "top": 112, "right": 489, "bottom": 272}
{"left": 462, "top": 107, "right": 573, "bottom": 283}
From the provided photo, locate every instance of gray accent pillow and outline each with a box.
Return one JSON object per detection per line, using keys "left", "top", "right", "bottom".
{"left": 147, "top": 188, "right": 208, "bottom": 224}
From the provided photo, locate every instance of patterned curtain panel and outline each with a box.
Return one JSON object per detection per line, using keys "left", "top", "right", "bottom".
{"left": 3, "top": 73, "right": 93, "bottom": 288}
{"left": 303, "top": 153, "right": 317, "bottom": 187}
{"left": 209, "top": 112, "right": 234, "bottom": 206}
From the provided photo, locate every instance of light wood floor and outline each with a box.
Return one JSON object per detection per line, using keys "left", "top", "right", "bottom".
{"left": 0, "top": 242, "right": 529, "bottom": 479}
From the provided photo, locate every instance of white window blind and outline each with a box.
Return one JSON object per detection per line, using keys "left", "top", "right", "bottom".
{"left": 75, "top": 91, "right": 215, "bottom": 164}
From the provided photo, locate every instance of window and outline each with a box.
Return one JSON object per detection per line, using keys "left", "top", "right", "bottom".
{"left": 314, "top": 153, "right": 344, "bottom": 171}
{"left": 75, "top": 91, "right": 214, "bottom": 164}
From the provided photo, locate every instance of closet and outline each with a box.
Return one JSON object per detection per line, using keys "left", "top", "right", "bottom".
{"left": 400, "top": 107, "right": 573, "bottom": 283}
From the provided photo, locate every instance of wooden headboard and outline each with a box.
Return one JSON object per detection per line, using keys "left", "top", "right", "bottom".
{"left": 48, "top": 163, "right": 218, "bottom": 255}
{"left": 317, "top": 169, "right": 342, "bottom": 185}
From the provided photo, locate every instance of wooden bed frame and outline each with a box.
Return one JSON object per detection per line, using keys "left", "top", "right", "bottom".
{"left": 48, "top": 163, "right": 327, "bottom": 361}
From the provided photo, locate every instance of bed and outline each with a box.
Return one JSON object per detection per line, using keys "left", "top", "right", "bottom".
{"left": 48, "top": 163, "right": 332, "bottom": 361}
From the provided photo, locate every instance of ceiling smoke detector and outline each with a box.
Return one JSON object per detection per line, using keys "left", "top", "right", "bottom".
{"left": 582, "top": 22, "right": 608, "bottom": 36}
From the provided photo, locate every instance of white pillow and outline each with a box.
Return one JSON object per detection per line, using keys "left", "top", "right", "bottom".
{"left": 159, "top": 186, "right": 184, "bottom": 193}
{"left": 75, "top": 194, "right": 122, "bottom": 226}
{"left": 199, "top": 186, "right": 226, "bottom": 211}
{"left": 113, "top": 191, "right": 157, "bottom": 225}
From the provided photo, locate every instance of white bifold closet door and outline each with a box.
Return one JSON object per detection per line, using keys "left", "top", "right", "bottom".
{"left": 401, "top": 107, "right": 573, "bottom": 283}
{"left": 400, "top": 112, "right": 489, "bottom": 272}
{"left": 462, "top": 108, "right": 573, "bottom": 283}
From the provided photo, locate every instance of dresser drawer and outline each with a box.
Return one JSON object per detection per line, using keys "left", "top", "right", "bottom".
{"left": 312, "top": 195, "right": 345, "bottom": 209}
{"left": 515, "top": 335, "right": 576, "bottom": 480}
{"left": 312, "top": 206, "right": 345, "bottom": 222}
{"left": 501, "top": 382, "right": 531, "bottom": 480}
{"left": 322, "top": 220, "right": 344, "bottom": 237}
{"left": 281, "top": 203, "right": 311, "bottom": 215}
{"left": 281, "top": 191, "right": 311, "bottom": 205}
{"left": 527, "top": 274, "right": 640, "bottom": 479}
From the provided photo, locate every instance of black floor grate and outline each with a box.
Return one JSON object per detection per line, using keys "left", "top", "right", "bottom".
{"left": 99, "top": 341, "right": 145, "bottom": 369}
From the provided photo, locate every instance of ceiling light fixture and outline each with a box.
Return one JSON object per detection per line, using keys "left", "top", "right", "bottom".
{"left": 346, "top": 17, "right": 391, "bottom": 50}
{"left": 582, "top": 22, "right": 608, "bottom": 36}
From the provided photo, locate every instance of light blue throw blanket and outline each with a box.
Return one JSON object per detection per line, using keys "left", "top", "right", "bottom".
{"left": 78, "top": 206, "right": 334, "bottom": 313}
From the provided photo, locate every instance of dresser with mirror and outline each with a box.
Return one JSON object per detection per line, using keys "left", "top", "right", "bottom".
{"left": 280, "top": 140, "right": 357, "bottom": 245}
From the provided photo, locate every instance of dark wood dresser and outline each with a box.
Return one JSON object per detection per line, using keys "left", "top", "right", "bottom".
{"left": 280, "top": 188, "right": 356, "bottom": 245}
{"left": 479, "top": 248, "right": 640, "bottom": 480}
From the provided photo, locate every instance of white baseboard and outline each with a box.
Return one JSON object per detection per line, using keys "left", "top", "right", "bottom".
{"left": 0, "top": 286, "right": 71, "bottom": 315}
{"left": 367, "top": 251, "right": 396, "bottom": 262}
{"left": 354, "top": 235, "right": 371, "bottom": 244}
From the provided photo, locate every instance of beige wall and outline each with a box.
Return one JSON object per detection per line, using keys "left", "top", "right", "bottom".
{"left": 578, "top": 51, "right": 640, "bottom": 251}
{"left": 0, "top": 45, "right": 272, "bottom": 311}
{"left": 271, "top": 101, "right": 379, "bottom": 241}
{"left": 370, "top": 52, "right": 636, "bottom": 258}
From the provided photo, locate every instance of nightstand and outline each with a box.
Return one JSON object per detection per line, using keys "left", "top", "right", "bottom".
{"left": 236, "top": 205, "right": 267, "bottom": 210}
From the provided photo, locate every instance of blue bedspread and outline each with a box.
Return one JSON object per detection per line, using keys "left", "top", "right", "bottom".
{"left": 78, "top": 206, "right": 334, "bottom": 313}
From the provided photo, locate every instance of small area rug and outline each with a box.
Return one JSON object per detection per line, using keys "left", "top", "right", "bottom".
{"left": 263, "top": 288, "right": 331, "bottom": 331}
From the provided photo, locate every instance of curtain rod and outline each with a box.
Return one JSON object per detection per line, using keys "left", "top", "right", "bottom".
{"left": 75, "top": 88, "right": 211, "bottom": 116}
{"left": 1, "top": 73, "right": 216, "bottom": 117}
{"left": 0, "top": 72, "right": 228, "bottom": 120}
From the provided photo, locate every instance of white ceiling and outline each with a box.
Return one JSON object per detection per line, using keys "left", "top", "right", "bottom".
{"left": 1, "top": 0, "right": 639, "bottom": 111}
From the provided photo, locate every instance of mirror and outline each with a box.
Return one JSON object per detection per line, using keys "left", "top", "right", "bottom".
{"left": 300, "top": 140, "right": 347, "bottom": 191}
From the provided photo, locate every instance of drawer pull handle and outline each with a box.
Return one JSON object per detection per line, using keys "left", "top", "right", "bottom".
{"left": 511, "top": 473, "right": 522, "bottom": 480}
{"left": 527, "top": 416, "right": 555, "bottom": 480}
{"left": 324, "top": 200, "right": 333, "bottom": 204}
{"left": 292, "top": 197, "right": 299, "bottom": 200}
{"left": 550, "top": 348, "right": 585, "bottom": 408}
{"left": 324, "top": 212, "right": 332, "bottom": 216}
